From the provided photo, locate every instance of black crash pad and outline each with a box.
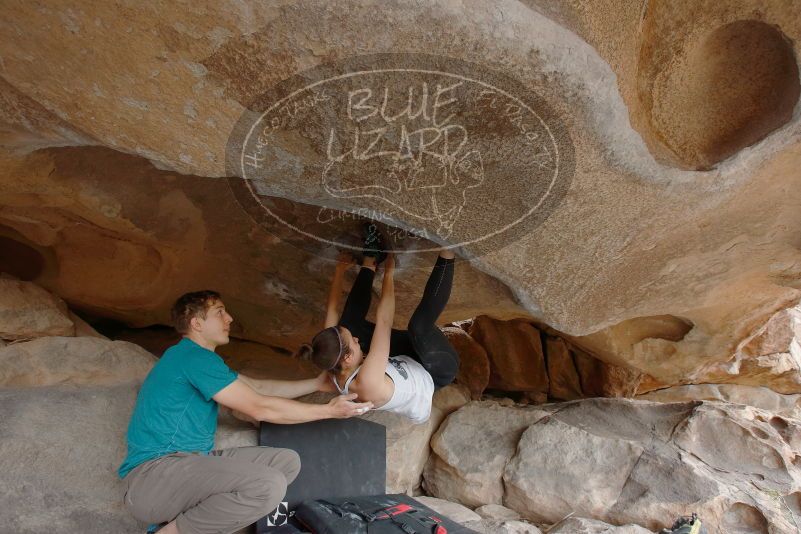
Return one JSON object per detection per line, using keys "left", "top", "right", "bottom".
{"left": 256, "top": 417, "right": 386, "bottom": 533}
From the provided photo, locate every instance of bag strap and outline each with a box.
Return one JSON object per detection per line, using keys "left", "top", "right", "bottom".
{"left": 383, "top": 508, "right": 446, "bottom": 534}
{"left": 318, "top": 500, "right": 376, "bottom": 521}
{"left": 316, "top": 499, "right": 445, "bottom": 534}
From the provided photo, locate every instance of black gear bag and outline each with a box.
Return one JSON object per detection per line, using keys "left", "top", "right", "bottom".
{"left": 294, "top": 494, "right": 479, "bottom": 534}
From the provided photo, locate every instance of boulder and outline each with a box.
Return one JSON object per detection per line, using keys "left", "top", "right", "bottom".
{"left": 458, "top": 316, "right": 643, "bottom": 400}
{"left": 0, "top": 336, "right": 156, "bottom": 387}
{"left": 215, "top": 407, "right": 258, "bottom": 450}
{"left": 544, "top": 335, "right": 583, "bottom": 400}
{"left": 68, "top": 311, "right": 108, "bottom": 339}
{"left": 700, "top": 304, "right": 801, "bottom": 394}
{"left": 468, "top": 316, "right": 548, "bottom": 394}
{"left": 467, "top": 505, "right": 543, "bottom": 534}
{"left": 464, "top": 519, "right": 543, "bottom": 534}
{"left": 572, "top": 348, "right": 642, "bottom": 398}
{"left": 0, "top": 335, "right": 151, "bottom": 531}
{"left": 423, "top": 401, "right": 549, "bottom": 506}
{"left": 670, "top": 404, "right": 799, "bottom": 493}
{"left": 0, "top": 384, "right": 144, "bottom": 533}
{"left": 109, "top": 326, "right": 183, "bottom": 358}
{"left": 548, "top": 517, "right": 654, "bottom": 533}
{"left": 415, "top": 496, "right": 545, "bottom": 534}
{"left": 504, "top": 416, "right": 646, "bottom": 523}
{"left": 413, "top": 496, "right": 481, "bottom": 524}
{"left": 442, "top": 326, "right": 490, "bottom": 399}
{"left": 475, "top": 504, "right": 521, "bottom": 521}
{"left": 0, "top": 382, "right": 253, "bottom": 534}
{"left": 0, "top": 332, "right": 259, "bottom": 532}
{"left": 637, "top": 383, "right": 801, "bottom": 420}
{"left": 368, "top": 384, "right": 470, "bottom": 494}
{"left": 425, "top": 397, "right": 801, "bottom": 533}
{"left": 0, "top": 278, "right": 74, "bottom": 340}
{"left": 739, "top": 304, "right": 801, "bottom": 357}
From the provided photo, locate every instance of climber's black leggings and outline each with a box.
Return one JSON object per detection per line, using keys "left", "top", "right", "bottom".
{"left": 338, "top": 256, "right": 458, "bottom": 389}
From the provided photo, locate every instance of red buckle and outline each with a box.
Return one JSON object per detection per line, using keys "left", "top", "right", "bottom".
{"left": 375, "top": 503, "right": 414, "bottom": 519}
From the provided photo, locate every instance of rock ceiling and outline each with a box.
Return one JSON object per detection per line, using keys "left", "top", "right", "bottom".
{"left": 1, "top": 0, "right": 800, "bottom": 388}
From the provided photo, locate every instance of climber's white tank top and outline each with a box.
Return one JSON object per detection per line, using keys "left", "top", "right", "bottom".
{"left": 332, "top": 355, "right": 435, "bottom": 424}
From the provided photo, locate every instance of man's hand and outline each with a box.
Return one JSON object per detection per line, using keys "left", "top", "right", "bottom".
{"left": 327, "top": 393, "right": 373, "bottom": 418}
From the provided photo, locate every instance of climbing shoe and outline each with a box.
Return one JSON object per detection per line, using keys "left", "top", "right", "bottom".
{"left": 362, "top": 222, "right": 388, "bottom": 265}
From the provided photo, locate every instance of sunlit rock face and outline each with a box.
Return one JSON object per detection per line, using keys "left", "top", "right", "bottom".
{"left": 1, "top": 0, "right": 801, "bottom": 392}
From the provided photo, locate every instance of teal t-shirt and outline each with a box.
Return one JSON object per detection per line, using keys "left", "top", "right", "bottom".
{"left": 118, "top": 337, "right": 238, "bottom": 479}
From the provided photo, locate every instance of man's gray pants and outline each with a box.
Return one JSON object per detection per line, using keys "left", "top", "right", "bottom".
{"left": 123, "top": 446, "right": 301, "bottom": 534}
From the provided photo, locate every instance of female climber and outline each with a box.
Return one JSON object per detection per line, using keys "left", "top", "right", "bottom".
{"left": 296, "top": 226, "right": 459, "bottom": 424}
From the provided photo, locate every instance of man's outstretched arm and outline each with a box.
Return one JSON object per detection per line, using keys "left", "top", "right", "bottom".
{"left": 213, "top": 378, "right": 371, "bottom": 425}
{"left": 237, "top": 371, "right": 334, "bottom": 399}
